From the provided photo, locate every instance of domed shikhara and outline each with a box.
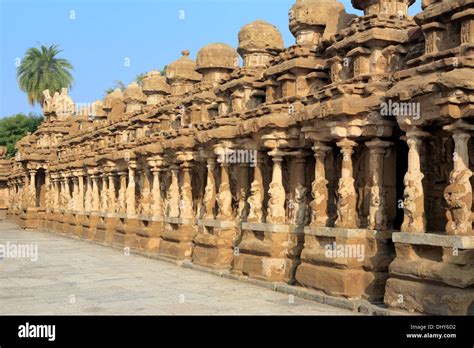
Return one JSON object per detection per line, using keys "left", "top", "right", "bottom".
{"left": 238, "top": 20, "right": 284, "bottom": 56}
{"left": 166, "top": 50, "right": 202, "bottom": 83}
{"left": 352, "top": 0, "right": 416, "bottom": 16}
{"left": 196, "top": 43, "right": 239, "bottom": 72}
{"left": 123, "top": 81, "right": 146, "bottom": 103}
{"left": 238, "top": 20, "right": 284, "bottom": 68}
{"left": 289, "top": 0, "right": 355, "bottom": 45}
{"left": 142, "top": 70, "right": 171, "bottom": 95}
{"left": 103, "top": 88, "right": 123, "bottom": 111}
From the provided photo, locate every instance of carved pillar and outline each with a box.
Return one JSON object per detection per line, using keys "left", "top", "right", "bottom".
{"left": 140, "top": 166, "right": 151, "bottom": 216}
{"left": 366, "top": 139, "right": 392, "bottom": 230}
{"left": 100, "top": 173, "right": 108, "bottom": 212}
{"left": 72, "top": 175, "right": 79, "bottom": 211}
{"left": 401, "top": 130, "right": 427, "bottom": 233}
{"left": 248, "top": 151, "right": 265, "bottom": 223}
{"left": 289, "top": 153, "right": 307, "bottom": 225}
{"left": 267, "top": 150, "right": 286, "bottom": 224}
{"left": 202, "top": 156, "right": 217, "bottom": 219}
{"left": 150, "top": 158, "right": 164, "bottom": 217}
{"left": 217, "top": 162, "right": 232, "bottom": 220}
{"left": 91, "top": 174, "right": 100, "bottom": 212}
{"left": 77, "top": 172, "right": 84, "bottom": 212}
{"left": 126, "top": 162, "right": 137, "bottom": 216}
{"left": 444, "top": 128, "right": 472, "bottom": 236}
{"left": 179, "top": 162, "right": 194, "bottom": 219}
{"left": 335, "top": 139, "right": 359, "bottom": 229}
{"left": 167, "top": 165, "right": 180, "bottom": 218}
{"left": 84, "top": 174, "right": 92, "bottom": 212}
{"left": 28, "top": 169, "right": 37, "bottom": 208}
{"left": 237, "top": 163, "right": 249, "bottom": 221}
{"left": 310, "top": 142, "right": 331, "bottom": 227}
{"left": 44, "top": 171, "right": 50, "bottom": 211}
{"left": 107, "top": 171, "right": 116, "bottom": 214}
{"left": 117, "top": 171, "right": 127, "bottom": 214}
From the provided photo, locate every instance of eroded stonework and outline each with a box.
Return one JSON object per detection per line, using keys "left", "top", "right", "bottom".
{"left": 2, "top": 0, "right": 474, "bottom": 315}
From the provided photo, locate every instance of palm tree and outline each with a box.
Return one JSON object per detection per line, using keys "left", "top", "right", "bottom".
{"left": 17, "top": 44, "right": 74, "bottom": 106}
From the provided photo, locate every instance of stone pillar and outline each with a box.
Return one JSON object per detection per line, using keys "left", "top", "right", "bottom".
{"left": 100, "top": 173, "right": 108, "bottom": 212}
{"left": 248, "top": 151, "right": 265, "bottom": 223}
{"left": 91, "top": 174, "right": 100, "bottom": 212}
{"left": 443, "top": 128, "right": 473, "bottom": 236}
{"left": 289, "top": 153, "right": 307, "bottom": 225}
{"left": 150, "top": 158, "right": 164, "bottom": 217}
{"left": 126, "top": 162, "right": 137, "bottom": 216}
{"left": 401, "top": 130, "right": 427, "bottom": 233}
{"left": 77, "top": 172, "right": 84, "bottom": 212}
{"left": 140, "top": 167, "right": 151, "bottom": 216}
{"left": 28, "top": 169, "right": 37, "bottom": 208}
{"left": 335, "top": 139, "right": 359, "bottom": 229}
{"left": 107, "top": 171, "right": 116, "bottom": 214}
{"left": 310, "top": 142, "right": 331, "bottom": 227}
{"left": 237, "top": 163, "right": 249, "bottom": 221}
{"left": 266, "top": 150, "right": 286, "bottom": 224}
{"left": 118, "top": 171, "right": 127, "bottom": 214}
{"left": 84, "top": 174, "right": 92, "bottom": 212}
{"left": 44, "top": 171, "right": 50, "bottom": 211}
{"left": 366, "top": 139, "right": 392, "bottom": 230}
{"left": 166, "top": 166, "right": 180, "bottom": 217}
{"left": 72, "top": 175, "right": 79, "bottom": 211}
{"left": 202, "top": 157, "right": 217, "bottom": 219}
{"left": 217, "top": 162, "right": 232, "bottom": 220}
{"left": 179, "top": 162, "right": 194, "bottom": 219}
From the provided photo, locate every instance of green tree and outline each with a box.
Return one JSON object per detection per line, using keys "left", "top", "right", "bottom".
{"left": 0, "top": 113, "right": 43, "bottom": 157}
{"left": 17, "top": 44, "right": 74, "bottom": 106}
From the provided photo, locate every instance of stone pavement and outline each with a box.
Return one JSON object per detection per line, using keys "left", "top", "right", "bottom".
{"left": 0, "top": 221, "right": 355, "bottom": 315}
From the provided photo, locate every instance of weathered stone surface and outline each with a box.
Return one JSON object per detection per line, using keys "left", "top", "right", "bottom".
{"left": 3, "top": 0, "right": 474, "bottom": 316}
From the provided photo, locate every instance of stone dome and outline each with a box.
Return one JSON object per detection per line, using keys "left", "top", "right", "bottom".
{"left": 289, "top": 0, "right": 355, "bottom": 41}
{"left": 238, "top": 20, "right": 284, "bottom": 56}
{"left": 166, "top": 50, "right": 202, "bottom": 82}
{"left": 103, "top": 88, "right": 123, "bottom": 111}
{"left": 123, "top": 81, "right": 146, "bottom": 103}
{"left": 142, "top": 70, "right": 171, "bottom": 94}
{"left": 196, "top": 43, "right": 239, "bottom": 71}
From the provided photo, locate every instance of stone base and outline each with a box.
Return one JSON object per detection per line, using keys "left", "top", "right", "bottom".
{"left": 63, "top": 212, "right": 76, "bottom": 234}
{"left": 385, "top": 278, "right": 474, "bottom": 315}
{"left": 232, "top": 253, "right": 300, "bottom": 283}
{"left": 296, "top": 263, "right": 388, "bottom": 301}
{"left": 295, "top": 227, "right": 394, "bottom": 301}
{"left": 158, "top": 219, "right": 195, "bottom": 261}
{"left": 0, "top": 208, "right": 6, "bottom": 220}
{"left": 51, "top": 212, "right": 65, "bottom": 233}
{"left": 113, "top": 216, "right": 140, "bottom": 247}
{"left": 80, "top": 214, "right": 99, "bottom": 240}
{"left": 95, "top": 215, "right": 119, "bottom": 244}
{"left": 385, "top": 232, "right": 474, "bottom": 315}
{"left": 231, "top": 223, "right": 303, "bottom": 283}
{"left": 192, "top": 220, "right": 238, "bottom": 270}
{"left": 134, "top": 218, "right": 163, "bottom": 252}
{"left": 19, "top": 209, "right": 44, "bottom": 229}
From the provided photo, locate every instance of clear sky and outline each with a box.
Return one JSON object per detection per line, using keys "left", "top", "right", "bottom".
{"left": 0, "top": 0, "right": 422, "bottom": 117}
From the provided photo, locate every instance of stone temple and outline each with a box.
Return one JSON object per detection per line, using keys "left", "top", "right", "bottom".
{"left": 0, "top": 0, "right": 473, "bottom": 315}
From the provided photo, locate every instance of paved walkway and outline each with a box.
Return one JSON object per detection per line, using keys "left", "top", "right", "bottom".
{"left": 0, "top": 221, "right": 354, "bottom": 315}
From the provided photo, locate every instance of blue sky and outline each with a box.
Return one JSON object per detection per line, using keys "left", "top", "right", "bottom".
{"left": 0, "top": 0, "right": 422, "bottom": 117}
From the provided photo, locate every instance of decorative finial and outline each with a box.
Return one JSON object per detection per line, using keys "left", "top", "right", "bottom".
{"left": 182, "top": 50, "right": 190, "bottom": 57}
